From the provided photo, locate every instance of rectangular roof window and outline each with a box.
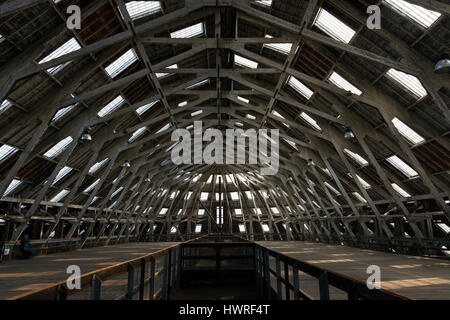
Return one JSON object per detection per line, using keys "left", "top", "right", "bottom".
{"left": 230, "top": 192, "right": 239, "bottom": 200}
{"left": 83, "top": 179, "right": 100, "bottom": 193}
{"left": 160, "top": 208, "right": 168, "bottom": 215}
{"left": 245, "top": 191, "right": 253, "bottom": 199}
{"left": 386, "top": 68, "right": 427, "bottom": 99}
{"left": 348, "top": 173, "right": 371, "bottom": 189}
{"left": 125, "top": 1, "right": 162, "bottom": 20}
{"left": 136, "top": 101, "right": 158, "bottom": 116}
{"left": 313, "top": 8, "right": 356, "bottom": 44}
{"left": 156, "top": 123, "right": 170, "bottom": 134}
{"left": 98, "top": 95, "right": 125, "bottom": 118}
{"left": 384, "top": 0, "right": 441, "bottom": 28}
{"left": 0, "top": 144, "right": 18, "bottom": 163}
{"left": 39, "top": 38, "right": 81, "bottom": 75}
{"left": 300, "top": 112, "right": 322, "bottom": 131}
{"left": 386, "top": 155, "right": 418, "bottom": 178}
{"left": 246, "top": 114, "right": 256, "bottom": 120}
{"left": 264, "top": 34, "right": 292, "bottom": 55}
{"left": 261, "top": 223, "right": 270, "bottom": 232}
{"left": 44, "top": 136, "right": 73, "bottom": 159}
{"left": 200, "top": 192, "right": 209, "bottom": 201}
{"left": 391, "top": 183, "right": 411, "bottom": 197}
{"left": 129, "top": 127, "right": 147, "bottom": 143}
{"left": 53, "top": 166, "right": 72, "bottom": 185}
{"left": 235, "top": 54, "right": 258, "bottom": 69}
{"left": 195, "top": 225, "right": 202, "bottom": 233}
{"left": 105, "top": 49, "right": 138, "bottom": 79}
{"left": 187, "top": 79, "right": 209, "bottom": 89}
{"left": 89, "top": 158, "right": 109, "bottom": 174}
{"left": 198, "top": 209, "right": 205, "bottom": 216}
{"left": 52, "top": 104, "right": 77, "bottom": 123}
{"left": 329, "top": 72, "right": 362, "bottom": 95}
{"left": 235, "top": 209, "right": 243, "bottom": 216}
{"left": 0, "top": 100, "right": 13, "bottom": 114}
{"left": 283, "top": 138, "right": 298, "bottom": 151}
{"left": 392, "top": 117, "right": 425, "bottom": 145}
{"left": 352, "top": 192, "right": 367, "bottom": 203}
{"left": 344, "top": 148, "right": 369, "bottom": 167}
{"left": 111, "top": 186, "right": 124, "bottom": 199}
{"left": 256, "top": 0, "right": 272, "bottom": 6}
{"left": 51, "top": 189, "right": 70, "bottom": 202}
{"left": 288, "top": 76, "right": 314, "bottom": 100}
{"left": 170, "top": 22, "right": 205, "bottom": 38}
{"left": 191, "top": 110, "right": 203, "bottom": 117}
{"left": 324, "top": 182, "right": 340, "bottom": 195}
{"left": 156, "top": 64, "right": 178, "bottom": 78}
{"left": 4, "top": 179, "right": 22, "bottom": 197}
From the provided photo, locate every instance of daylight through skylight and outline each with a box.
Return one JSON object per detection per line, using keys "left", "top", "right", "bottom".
{"left": 386, "top": 155, "right": 418, "bottom": 178}
{"left": 44, "top": 136, "right": 73, "bottom": 159}
{"left": 384, "top": 0, "right": 441, "bottom": 28}
{"left": 125, "top": 1, "right": 162, "bottom": 20}
{"left": 313, "top": 8, "right": 356, "bottom": 44}
{"left": 264, "top": 35, "right": 293, "bottom": 55}
{"left": 288, "top": 76, "right": 314, "bottom": 100}
{"left": 39, "top": 38, "right": 81, "bottom": 75}
{"left": 392, "top": 117, "right": 425, "bottom": 145}
{"left": 170, "top": 22, "right": 204, "bottom": 38}
{"left": 235, "top": 54, "right": 258, "bottom": 69}
{"left": 329, "top": 72, "right": 362, "bottom": 95}
{"left": 98, "top": 95, "right": 125, "bottom": 117}
{"left": 105, "top": 49, "right": 138, "bottom": 79}
{"left": 386, "top": 68, "right": 427, "bottom": 99}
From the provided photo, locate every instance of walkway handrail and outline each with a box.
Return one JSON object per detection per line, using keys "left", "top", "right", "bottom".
{"left": 255, "top": 243, "right": 413, "bottom": 300}
{"left": 8, "top": 236, "right": 207, "bottom": 300}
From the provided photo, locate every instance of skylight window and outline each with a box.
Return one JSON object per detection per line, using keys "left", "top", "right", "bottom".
{"left": 239, "top": 224, "right": 246, "bottom": 233}
{"left": 235, "top": 54, "right": 258, "bottom": 69}
{"left": 111, "top": 187, "right": 124, "bottom": 198}
{"left": 384, "top": 0, "right": 441, "bottom": 28}
{"left": 324, "top": 182, "right": 340, "bottom": 195}
{"left": 253, "top": 208, "right": 262, "bottom": 215}
{"left": 230, "top": 192, "right": 239, "bottom": 200}
{"left": 386, "top": 68, "right": 427, "bottom": 99}
{"left": 160, "top": 208, "right": 168, "bottom": 215}
{"left": 0, "top": 33, "right": 4, "bottom": 43}
{"left": 288, "top": 76, "right": 314, "bottom": 100}
{"left": 156, "top": 123, "right": 170, "bottom": 134}
{"left": 136, "top": 101, "right": 157, "bottom": 116}
{"left": 170, "top": 22, "right": 205, "bottom": 38}
{"left": 344, "top": 148, "right": 369, "bottom": 167}
{"left": 98, "top": 95, "right": 125, "bottom": 118}
{"left": 52, "top": 104, "right": 77, "bottom": 123}
{"left": 200, "top": 192, "right": 209, "bottom": 201}
{"left": 261, "top": 223, "right": 270, "bottom": 232}
{"left": 245, "top": 191, "right": 253, "bottom": 199}
{"left": 237, "top": 96, "right": 250, "bottom": 104}
{"left": 195, "top": 225, "right": 202, "bottom": 233}
{"left": 235, "top": 209, "right": 243, "bottom": 216}
{"left": 300, "top": 112, "right": 321, "bottom": 131}
{"left": 44, "top": 136, "right": 73, "bottom": 159}
{"left": 391, "top": 183, "right": 411, "bottom": 197}
{"left": 198, "top": 209, "right": 205, "bottom": 216}
{"left": 352, "top": 192, "right": 367, "bottom": 203}
{"left": 271, "top": 207, "right": 280, "bottom": 214}
{"left": 105, "top": 49, "right": 138, "bottom": 79}
{"left": 0, "top": 144, "right": 18, "bottom": 163}
{"left": 3, "top": 179, "right": 22, "bottom": 197}
{"left": 39, "top": 38, "right": 81, "bottom": 75}
{"left": 283, "top": 138, "right": 298, "bottom": 151}
{"left": 128, "top": 127, "right": 147, "bottom": 143}
{"left": 51, "top": 189, "right": 70, "bottom": 202}
{"left": 191, "top": 110, "right": 203, "bottom": 117}
{"left": 124, "top": 1, "right": 162, "bottom": 20}
{"left": 313, "top": 8, "right": 356, "bottom": 44}
{"left": 348, "top": 173, "right": 371, "bottom": 189}
{"left": 386, "top": 155, "right": 418, "bottom": 178}
{"left": 264, "top": 34, "right": 292, "bottom": 55}
{"left": 392, "top": 117, "right": 425, "bottom": 145}
{"left": 53, "top": 166, "right": 72, "bottom": 185}
{"left": 328, "top": 72, "right": 362, "bottom": 95}
{"left": 83, "top": 179, "right": 100, "bottom": 193}
{"left": 187, "top": 79, "right": 209, "bottom": 89}
{"left": 246, "top": 114, "right": 256, "bottom": 120}
{"left": 256, "top": 0, "right": 272, "bottom": 6}
{"left": 0, "top": 100, "right": 13, "bottom": 114}
{"left": 89, "top": 158, "right": 109, "bottom": 174}
{"left": 156, "top": 64, "right": 178, "bottom": 78}
{"left": 436, "top": 222, "right": 450, "bottom": 234}
{"left": 178, "top": 101, "right": 188, "bottom": 107}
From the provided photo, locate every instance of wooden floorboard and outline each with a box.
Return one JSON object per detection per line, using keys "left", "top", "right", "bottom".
{"left": 257, "top": 241, "right": 450, "bottom": 300}
{"left": 0, "top": 242, "right": 178, "bottom": 299}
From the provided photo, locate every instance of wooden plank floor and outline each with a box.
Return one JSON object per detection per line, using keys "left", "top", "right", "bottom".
{"left": 0, "top": 242, "right": 178, "bottom": 299}
{"left": 257, "top": 241, "right": 450, "bottom": 300}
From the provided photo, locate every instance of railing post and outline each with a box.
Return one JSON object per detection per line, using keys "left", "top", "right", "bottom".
{"left": 293, "top": 261, "right": 300, "bottom": 300}
{"left": 284, "top": 260, "right": 290, "bottom": 300}
{"left": 126, "top": 263, "right": 135, "bottom": 300}
{"left": 162, "top": 250, "right": 170, "bottom": 300}
{"left": 139, "top": 259, "right": 146, "bottom": 300}
{"left": 319, "top": 271, "right": 330, "bottom": 300}
{"left": 275, "top": 254, "right": 282, "bottom": 300}
{"left": 264, "top": 249, "right": 271, "bottom": 300}
{"left": 149, "top": 256, "right": 155, "bottom": 300}
{"left": 176, "top": 246, "right": 182, "bottom": 289}
{"left": 90, "top": 274, "right": 101, "bottom": 300}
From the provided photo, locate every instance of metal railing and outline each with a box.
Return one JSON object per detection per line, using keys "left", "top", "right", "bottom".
{"left": 254, "top": 244, "right": 412, "bottom": 300}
